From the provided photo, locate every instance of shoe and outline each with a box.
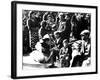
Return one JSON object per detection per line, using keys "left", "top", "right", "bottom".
{"left": 47, "top": 64, "right": 57, "bottom": 68}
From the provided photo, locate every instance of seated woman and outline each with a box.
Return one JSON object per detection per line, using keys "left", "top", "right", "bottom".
{"left": 30, "top": 37, "right": 51, "bottom": 63}
{"left": 59, "top": 39, "right": 72, "bottom": 67}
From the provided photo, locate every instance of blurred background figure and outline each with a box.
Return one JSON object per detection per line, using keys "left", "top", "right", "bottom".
{"left": 70, "top": 13, "right": 90, "bottom": 40}
{"left": 28, "top": 11, "right": 40, "bottom": 50}
{"left": 57, "top": 13, "right": 67, "bottom": 40}
{"left": 22, "top": 10, "right": 32, "bottom": 55}
{"left": 38, "top": 21, "right": 48, "bottom": 39}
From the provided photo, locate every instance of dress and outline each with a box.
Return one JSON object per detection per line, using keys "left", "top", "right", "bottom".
{"left": 28, "top": 18, "right": 40, "bottom": 49}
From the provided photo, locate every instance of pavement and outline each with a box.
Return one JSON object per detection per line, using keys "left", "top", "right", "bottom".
{"left": 23, "top": 55, "right": 61, "bottom": 69}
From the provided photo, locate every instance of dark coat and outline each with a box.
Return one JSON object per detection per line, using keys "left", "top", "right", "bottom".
{"left": 54, "top": 38, "right": 63, "bottom": 49}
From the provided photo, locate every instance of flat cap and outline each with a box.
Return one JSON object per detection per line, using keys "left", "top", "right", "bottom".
{"left": 80, "top": 30, "right": 90, "bottom": 35}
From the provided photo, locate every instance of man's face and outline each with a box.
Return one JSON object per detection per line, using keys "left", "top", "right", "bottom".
{"left": 63, "top": 42, "right": 68, "bottom": 47}
{"left": 45, "top": 40, "right": 50, "bottom": 44}
{"left": 48, "top": 16, "right": 54, "bottom": 22}
{"left": 81, "top": 35, "right": 85, "bottom": 40}
{"left": 65, "top": 15, "right": 70, "bottom": 20}
{"left": 36, "top": 12, "right": 40, "bottom": 17}
{"left": 31, "top": 13, "right": 36, "bottom": 19}
{"left": 81, "top": 34, "right": 89, "bottom": 40}
{"left": 55, "top": 34, "right": 60, "bottom": 39}
{"left": 59, "top": 15, "right": 64, "bottom": 21}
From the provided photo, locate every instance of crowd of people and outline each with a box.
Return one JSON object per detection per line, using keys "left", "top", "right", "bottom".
{"left": 23, "top": 10, "right": 91, "bottom": 68}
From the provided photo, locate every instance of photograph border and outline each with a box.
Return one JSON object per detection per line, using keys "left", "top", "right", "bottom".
{"left": 11, "top": 1, "right": 98, "bottom": 79}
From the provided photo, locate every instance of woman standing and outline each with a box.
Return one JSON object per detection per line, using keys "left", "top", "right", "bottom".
{"left": 28, "top": 11, "right": 40, "bottom": 50}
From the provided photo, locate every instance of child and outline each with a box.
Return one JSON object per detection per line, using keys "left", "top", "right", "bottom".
{"left": 47, "top": 31, "right": 63, "bottom": 67}
{"left": 59, "top": 39, "right": 72, "bottom": 67}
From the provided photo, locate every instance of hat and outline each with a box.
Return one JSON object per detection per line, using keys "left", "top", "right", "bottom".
{"left": 59, "top": 13, "right": 64, "bottom": 16}
{"left": 42, "top": 38, "right": 50, "bottom": 42}
{"left": 63, "top": 39, "right": 68, "bottom": 43}
{"left": 58, "top": 13, "right": 65, "bottom": 17}
{"left": 47, "top": 14, "right": 53, "bottom": 18}
{"left": 54, "top": 31, "right": 61, "bottom": 35}
{"left": 80, "top": 30, "right": 90, "bottom": 35}
{"left": 43, "top": 34, "right": 50, "bottom": 39}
